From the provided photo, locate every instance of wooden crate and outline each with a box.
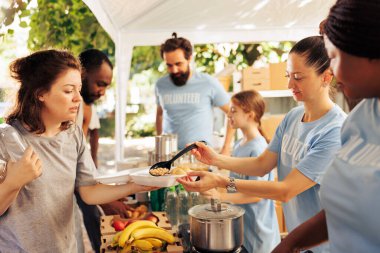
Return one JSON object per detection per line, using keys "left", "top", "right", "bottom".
{"left": 100, "top": 215, "right": 119, "bottom": 236}
{"left": 218, "top": 75, "right": 232, "bottom": 92}
{"left": 100, "top": 212, "right": 183, "bottom": 253}
{"left": 100, "top": 230, "right": 183, "bottom": 253}
{"left": 100, "top": 212, "right": 172, "bottom": 236}
{"left": 154, "top": 212, "right": 172, "bottom": 230}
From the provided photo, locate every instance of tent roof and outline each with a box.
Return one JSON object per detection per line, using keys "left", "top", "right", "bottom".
{"left": 84, "top": 0, "right": 335, "bottom": 45}
{"left": 82, "top": 0, "right": 336, "bottom": 161}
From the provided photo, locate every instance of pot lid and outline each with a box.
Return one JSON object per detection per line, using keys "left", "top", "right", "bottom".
{"left": 188, "top": 201, "right": 245, "bottom": 220}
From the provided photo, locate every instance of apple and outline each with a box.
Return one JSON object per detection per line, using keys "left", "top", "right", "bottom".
{"left": 112, "top": 220, "right": 127, "bottom": 231}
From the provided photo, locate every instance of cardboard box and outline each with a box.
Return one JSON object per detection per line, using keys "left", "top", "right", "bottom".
{"left": 269, "top": 62, "right": 288, "bottom": 90}
{"left": 261, "top": 114, "right": 285, "bottom": 140}
{"left": 241, "top": 67, "right": 270, "bottom": 91}
{"left": 217, "top": 75, "right": 232, "bottom": 92}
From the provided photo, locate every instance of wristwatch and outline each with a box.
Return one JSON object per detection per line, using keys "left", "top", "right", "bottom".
{"left": 226, "top": 177, "right": 237, "bottom": 193}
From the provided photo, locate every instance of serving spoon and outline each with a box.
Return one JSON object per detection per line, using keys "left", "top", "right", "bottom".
{"left": 149, "top": 141, "right": 206, "bottom": 176}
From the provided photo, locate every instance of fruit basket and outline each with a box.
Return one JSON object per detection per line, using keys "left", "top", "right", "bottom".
{"left": 100, "top": 212, "right": 183, "bottom": 253}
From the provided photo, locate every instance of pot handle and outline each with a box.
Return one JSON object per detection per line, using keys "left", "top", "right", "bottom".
{"left": 210, "top": 198, "right": 222, "bottom": 212}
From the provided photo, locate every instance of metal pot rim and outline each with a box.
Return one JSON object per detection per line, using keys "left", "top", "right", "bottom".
{"left": 188, "top": 203, "right": 245, "bottom": 220}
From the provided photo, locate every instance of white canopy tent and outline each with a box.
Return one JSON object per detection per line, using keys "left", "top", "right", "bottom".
{"left": 82, "top": 0, "right": 336, "bottom": 161}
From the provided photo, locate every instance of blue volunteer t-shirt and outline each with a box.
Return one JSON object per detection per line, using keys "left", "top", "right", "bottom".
{"left": 268, "top": 104, "right": 346, "bottom": 253}
{"left": 321, "top": 98, "right": 380, "bottom": 253}
{"left": 155, "top": 71, "right": 230, "bottom": 149}
{"left": 231, "top": 135, "right": 280, "bottom": 253}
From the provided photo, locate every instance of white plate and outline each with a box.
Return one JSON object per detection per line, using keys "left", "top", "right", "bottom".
{"left": 95, "top": 167, "right": 148, "bottom": 184}
{"left": 130, "top": 168, "right": 186, "bottom": 187}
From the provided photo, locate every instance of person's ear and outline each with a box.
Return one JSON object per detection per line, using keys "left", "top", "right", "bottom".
{"left": 322, "top": 68, "right": 334, "bottom": 87}
{"left": 38, "top": 92, "right": 46, "bottom": 102}
{"left": 248, "top": 111, "right": 256, "bottom": 120}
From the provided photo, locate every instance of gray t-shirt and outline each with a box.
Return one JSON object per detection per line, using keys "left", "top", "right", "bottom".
{"left": 0, "top": 120, "right": 96, "bottom": 253}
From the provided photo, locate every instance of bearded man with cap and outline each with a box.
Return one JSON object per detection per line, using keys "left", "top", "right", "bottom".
{"left": 272, "top": 1, "right": 380, "bottom": 252}
{"left": 155, "top": 33, "right": 234, "bottom": 152}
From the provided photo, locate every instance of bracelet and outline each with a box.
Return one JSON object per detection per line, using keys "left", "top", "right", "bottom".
{"left": 0, "top": 162, "right": 7, "bottom": 184}
{"left": 226, "top": 176, "right": 237, "bottom": 193}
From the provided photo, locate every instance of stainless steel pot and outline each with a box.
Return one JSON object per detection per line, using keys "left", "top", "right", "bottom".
{"left": 188, "top": 199, "right": 245, "bottom": 252}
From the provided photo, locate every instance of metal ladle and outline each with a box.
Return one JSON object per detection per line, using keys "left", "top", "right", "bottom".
{"left": 149, "top": 141, "right": 206, "bottom": 176}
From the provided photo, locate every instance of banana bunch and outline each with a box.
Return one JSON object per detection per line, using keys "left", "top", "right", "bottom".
{"left": 112, "top": 220, "right": 175, "bottom": 252}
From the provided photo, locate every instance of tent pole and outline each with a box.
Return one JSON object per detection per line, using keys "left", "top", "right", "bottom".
{"left": 115, "top": 34, "right": 133, "bottom": 162}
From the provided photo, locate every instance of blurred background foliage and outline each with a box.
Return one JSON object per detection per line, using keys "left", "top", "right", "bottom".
{"left": 1, "top": 0, "right": 292, "bottom": 138}
{"left": 28, "top": 0, "right": 115, "bottom": 59}
{"left": 1, "top": 0, "right": 31, "bottom": 37}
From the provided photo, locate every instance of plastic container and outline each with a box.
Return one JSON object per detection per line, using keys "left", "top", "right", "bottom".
{"left": 0, "top": 124, "right": 27, "bottom": 161}
{"left": 189, "top": 191, "right": 201, "bottom": 207}
{"left": 177, "top": 184, "right": 190, "bottom": 225}
{"left": 150, "top": 188, "right": 166, "bottom": 211}
{"left": 165, "top": 186, "right": 178, "bottom": 230}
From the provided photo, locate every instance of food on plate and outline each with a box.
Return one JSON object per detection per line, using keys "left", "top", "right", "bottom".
{"left": 149, "top": 167, "right": 169, "bottom": 176}
{"left": 170, "top": 167, "right": 190, "bottom": 175}
{"left": 150, "top": 164, "right": 207, "bottom": 176}
{"left": 176, "top": 162, "right": 209, "bottom": 171}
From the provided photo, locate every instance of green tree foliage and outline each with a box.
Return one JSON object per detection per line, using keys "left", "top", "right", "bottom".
{"left": 0, "top": 0, "right": 31, "bottom": 38}
{"left": 1, "top": 0, "right": 294, "bottom": 138}
{"left": 194, "top": 43, "right": 260, "bottom": 74}
{"left": 28, "top": 0, "right": 115, "bottom": 59}
{"left": 194, "top": 42, "right": 293, "bottom": 75}
{"left": 131, "top": 46, "right": 162, "bottom": 77}
{"left": 131, "top": 41, "right": 292, "bottom": 77}
{"left": 2, "top": 0, "right": 293, "bottom": 78}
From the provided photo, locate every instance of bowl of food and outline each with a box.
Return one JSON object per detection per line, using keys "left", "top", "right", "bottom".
{"left": 130, "top": 167, "right": 194, "bottom": 187}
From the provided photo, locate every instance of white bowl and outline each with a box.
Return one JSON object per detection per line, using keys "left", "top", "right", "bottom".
{"left": 95, "top": 167, "right": 148, "bottom": 184}
{"left": 130, "top": 168, "right": 186, "bottom": 187}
